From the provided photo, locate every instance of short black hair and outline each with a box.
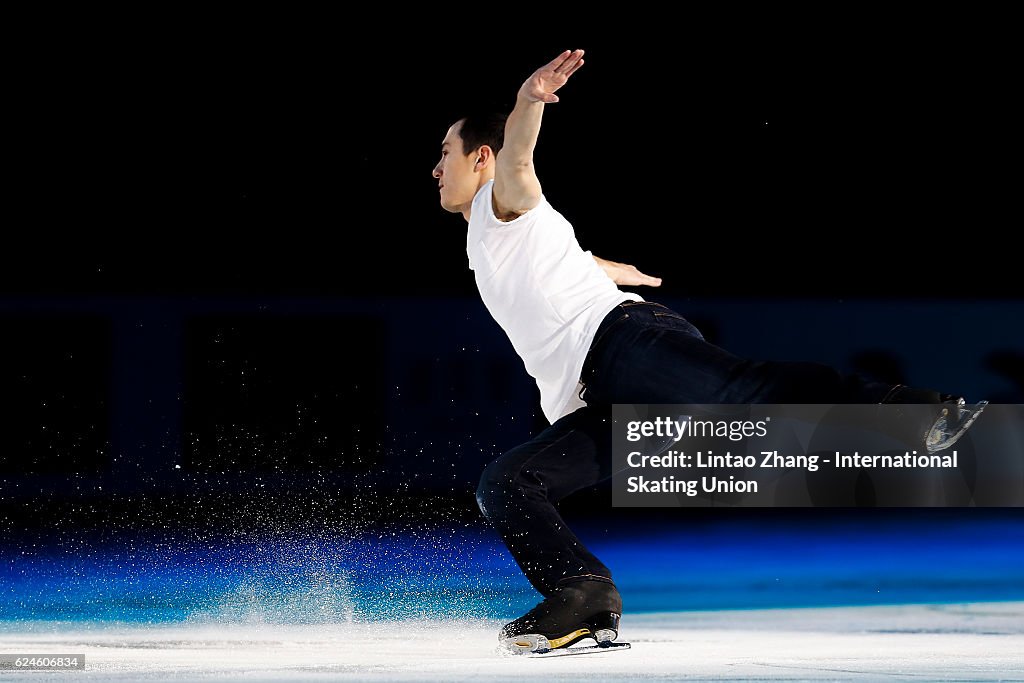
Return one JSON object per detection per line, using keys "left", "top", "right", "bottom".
{"left": 456, "top": 111, "right": 508, "bottom": 157}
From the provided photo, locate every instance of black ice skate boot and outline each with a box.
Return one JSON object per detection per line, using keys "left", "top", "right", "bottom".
{"left": 882, "top": 385, "right": 988, "bottom": 454}
{"left": 499, "top": 579, "right": 622, "bottom": 654}
{"left": 924, "top": 396, "right": 988, "bottom": 454}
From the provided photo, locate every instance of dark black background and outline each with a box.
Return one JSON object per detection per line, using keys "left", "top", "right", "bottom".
{"left": 5, "top": 22, "right": 1017, "bottom": 299}
{"left": 2, "top": 18, "right": 1021, "bottom": 535}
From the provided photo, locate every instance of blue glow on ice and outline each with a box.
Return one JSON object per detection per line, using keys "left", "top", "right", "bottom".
{"left": 3, "top": 516, "right": 1023, "bottom": 624}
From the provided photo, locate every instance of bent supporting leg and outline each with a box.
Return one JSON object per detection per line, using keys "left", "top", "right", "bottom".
{"left": 475, "top": 406, "right": 615, "bottom": 597}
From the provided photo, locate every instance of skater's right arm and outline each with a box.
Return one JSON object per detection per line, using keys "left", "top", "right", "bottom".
{"left": 592, "top": 255, "right": 662, "bottom": 287}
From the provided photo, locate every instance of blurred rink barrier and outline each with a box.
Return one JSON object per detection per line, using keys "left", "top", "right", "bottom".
{"left": 1, "top": 295, "right": 1022, "bottom": 514}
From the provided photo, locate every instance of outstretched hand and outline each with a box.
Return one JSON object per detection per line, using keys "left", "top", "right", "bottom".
{"left": 518, "top": 49, "right": 585, "bottom": 104}
{"left": 593, "top": 256, "right": 662, "bottom": 287}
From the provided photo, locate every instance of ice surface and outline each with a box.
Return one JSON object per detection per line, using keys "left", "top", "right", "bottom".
{"left": 2, "top": 601, "right": 1023, "bottom": 681}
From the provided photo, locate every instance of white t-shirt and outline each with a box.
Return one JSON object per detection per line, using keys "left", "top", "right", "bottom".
{"left": 467, "top": 179, "right": 642, "bottom": 423}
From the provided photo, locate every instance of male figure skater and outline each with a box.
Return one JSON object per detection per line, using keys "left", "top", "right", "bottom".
{"left": 432, "top": 49, "right": 985, "bottom": 653}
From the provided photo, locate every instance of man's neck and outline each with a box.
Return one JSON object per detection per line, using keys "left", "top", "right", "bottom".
{"left": 462, "top": 174, "right": 495, "bottom": 222}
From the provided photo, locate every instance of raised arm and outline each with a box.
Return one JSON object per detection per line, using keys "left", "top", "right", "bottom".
{"left": 492, "top": 49, "right": 585, "bottom": 220}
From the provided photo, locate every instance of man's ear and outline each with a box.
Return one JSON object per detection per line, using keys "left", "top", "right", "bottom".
{"left": 474, "top": 145, "right": 493, "bottom": 168}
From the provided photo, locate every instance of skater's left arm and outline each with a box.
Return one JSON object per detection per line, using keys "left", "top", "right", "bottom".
{"left": 593, "top": 255, "right": 662, "bottom": 287}
{"left": 493, "top": 49, "right": 585, "bottom": 220}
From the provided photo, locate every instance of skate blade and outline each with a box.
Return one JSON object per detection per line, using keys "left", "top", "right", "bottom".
{"left": 501, "top": 626, "right": 595, "bottom": 654}
{"left": 522, "top": 641, "right": 632, "bottom": 658}
{"left": 501, "top": 633, "right": 552, "bottom": 654}
{"left": 501, "top": 630, "right": 630, "bottom": 657}
{"left": 926, "top": 400, "right": 988, "bottom": 454}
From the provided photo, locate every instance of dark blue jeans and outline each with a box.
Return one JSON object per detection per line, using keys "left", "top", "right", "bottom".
{"left": 475, "top": 301, "right": 900, "bottom": 597}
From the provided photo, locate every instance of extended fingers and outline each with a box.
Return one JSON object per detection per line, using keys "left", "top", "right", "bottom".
{"left": 553, "top": 49, "right": 584, "bottom": 74}
{"left": 627, "top": 265, "right": 662, "bottom": 286}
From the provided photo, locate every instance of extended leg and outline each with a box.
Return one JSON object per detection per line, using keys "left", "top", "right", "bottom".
{"left": 582, "top": 302, "right": 984, "bottom": 451}
{"left": 585, "top": 303, "right": 916, "bottom": 404}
